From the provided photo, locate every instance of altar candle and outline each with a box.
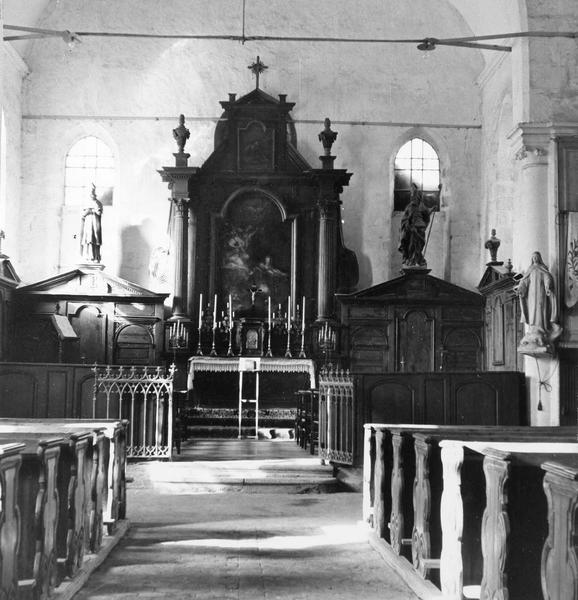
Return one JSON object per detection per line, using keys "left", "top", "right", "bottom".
{"left": 268, "top": 296, "right": 272, "bottom": 329}
{"left": 213, "top": 294, "right": 217, "bottom": 329}
{"left": 198, "top": 293, "right": 203, "bottom": 329}
{"left": 301, "top": 296, "right": 305, "bottom": 330}
{"left": 228, "top": 294, "right": 233, "bottom": 324}
{"left": 287, "top": 295, "right": 291, "bottom": 330}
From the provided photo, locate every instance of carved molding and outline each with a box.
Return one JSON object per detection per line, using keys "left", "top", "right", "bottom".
{"left": 514, "top": 145, "right": 547, "bottom": 160}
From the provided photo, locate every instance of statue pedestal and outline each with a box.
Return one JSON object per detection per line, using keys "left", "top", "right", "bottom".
{"left": 75, "top": 262, "right": 105, "bottom": 271}
{"left": 400, "top": 266, "right": 431, "bottom": 276}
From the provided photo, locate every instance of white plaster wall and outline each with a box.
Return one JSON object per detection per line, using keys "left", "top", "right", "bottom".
{"left": 520, "top": 1, "right": 578, "bottom": 122}
{"left": 479, "top": 55, "right": 516, "bottom": 272}
{"left": 0, "top": 42, "right": 27, "bottom": 268}
{"left": 17, "top": 0, "right": 484, "bottom": 292}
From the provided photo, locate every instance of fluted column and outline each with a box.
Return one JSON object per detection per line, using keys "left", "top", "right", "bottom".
{"left": 317, "top": 196, "right": 339, "bottom": 320}
{"left": 171, "top": 197, "right": 189, "bottom": 318}
{"left": 186, "top": 199, "right": 198, "bottom": 317}
{"left": 159, "top": 158, "right": 199, "bottom": 321}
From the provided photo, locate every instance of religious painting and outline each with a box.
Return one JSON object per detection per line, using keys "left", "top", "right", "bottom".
{"left": 219, "top": 193, "right": 291, "bottom": 311}
{"left": 238, "top": 120, "right": 275, "bottom": 171}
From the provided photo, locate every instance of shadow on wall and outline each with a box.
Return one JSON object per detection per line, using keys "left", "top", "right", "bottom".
{"left": 356, "top": 252, "right": 373, "bottom": 289}
{"left": 118, "top": 223, "right": 152, "bottom": 286}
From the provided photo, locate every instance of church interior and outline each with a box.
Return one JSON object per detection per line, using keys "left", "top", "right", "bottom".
{"left": 1, "top": 1, "right": 578, "bottom": 599}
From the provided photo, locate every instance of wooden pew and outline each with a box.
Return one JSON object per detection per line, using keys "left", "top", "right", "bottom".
{"left": 541, "top": 456, "right": 578, "bottom": 600}
{"left": 0, "top": 418, "right": 128, "bottom": 531}
{"left": 0, "top": 435, "right": 64, "bottom": 600}
{"left": 0, "top": 442, "right": 26, "bottom": 600}
{"left": 363, "top": 424, "right": 578, "bottom": 593}
{"left": 439, "top": 440, "right": 578, "bottom": 600}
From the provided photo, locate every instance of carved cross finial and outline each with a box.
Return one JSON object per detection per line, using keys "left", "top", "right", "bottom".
{"left": 248, "top": 56, "right": 268, "bottom": 90}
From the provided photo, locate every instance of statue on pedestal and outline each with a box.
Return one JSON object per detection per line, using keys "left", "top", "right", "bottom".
{"left": 515, "top": 251, "right": 562, "bottom": 355}
{"left": 173, "top": 114, "right": 190, "bottom": 154}
{"left": 318, "top": 118, "right": 337, "bottom": 156}
{"left": 80, "top": 185, "right": 103, "bottom": 263}
{"left": 398, "top": 184, "right": 435, "bottom": 268}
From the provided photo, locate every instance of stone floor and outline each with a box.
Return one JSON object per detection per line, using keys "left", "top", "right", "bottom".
{"left": 74, "top": 439, "right": 419, "bottom": 600}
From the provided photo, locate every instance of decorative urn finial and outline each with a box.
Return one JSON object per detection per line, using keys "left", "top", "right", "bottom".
{"left": 484, "top": 229, "right": 501, "bottom": 264}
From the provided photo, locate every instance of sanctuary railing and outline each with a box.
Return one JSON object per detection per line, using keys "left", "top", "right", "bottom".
{"left": 92, "top": 364, "right": 175, "bottom": 459}
{"left": 318, "top": 366, "right": 355, "bottom": 465}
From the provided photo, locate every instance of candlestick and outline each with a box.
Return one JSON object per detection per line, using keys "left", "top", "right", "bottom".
{"left": 228, "top": 294, "right": 233, "bottom": 324}
{"left": 285, "top": 295, "right": 292, "bottom": 358}
{"left": 301, "top": 296, "right": 305, "bottom": 331}
{"left": 266, "top": 296, "right": 273, "bottom": 357}
{"left": 213, "top": 294, "right": 217, "bottom": 329}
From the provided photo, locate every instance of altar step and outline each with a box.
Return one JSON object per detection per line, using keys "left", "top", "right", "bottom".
{"left": 133, "top": 439, "right": 339, "bottom": 494}
{"left": 183, "top": 407, "right": 295, "bottom": 440}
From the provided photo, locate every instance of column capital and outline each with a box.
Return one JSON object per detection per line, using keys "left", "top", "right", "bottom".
{"left": 172, "top": 196, "right": 190, "bottom": 211}
{"left": 509, "top": 123, "right": 551, "bottom": 162}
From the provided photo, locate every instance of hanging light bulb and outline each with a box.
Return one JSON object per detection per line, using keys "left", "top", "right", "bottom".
{"left": 61, "top": 30, "right": 82, "bottom": 50}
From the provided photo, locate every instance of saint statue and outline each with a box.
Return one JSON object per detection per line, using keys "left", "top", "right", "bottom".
{"left": 80, "top": 185, "right": 103, "bottom": 263}
{"left": 515, "top": 251, "right": 562, "bottom": 355}
{"left": 398, "top": 184, "right": 435, "bottom": 268}
{"left": 173, "top": 114, "right": 190, "bottom": 154}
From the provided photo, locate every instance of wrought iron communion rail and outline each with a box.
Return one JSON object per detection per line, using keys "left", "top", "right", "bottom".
{"left": 318, "top": 366, "right": 355, "bottom": 465}
{"left": 92, "top": 365, "right": 175, "bottom": 459}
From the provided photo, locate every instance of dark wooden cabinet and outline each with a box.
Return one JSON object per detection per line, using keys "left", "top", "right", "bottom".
{"left": 478, "top": 263, "right": 524, "bottom": 372}
{"left": 337, "top": 269, "right": 485, "bottom": 373}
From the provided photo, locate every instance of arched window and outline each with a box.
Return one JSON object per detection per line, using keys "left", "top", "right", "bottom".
{"left": 394, "top": 138, "right": 440, "bottom": 212}
{"left": 64, "top": 136, "right": 114, "bottom": 206}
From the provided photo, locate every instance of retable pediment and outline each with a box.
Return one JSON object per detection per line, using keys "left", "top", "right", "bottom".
{"left": 201, "top": 87, "right": 311, "bottom": 175}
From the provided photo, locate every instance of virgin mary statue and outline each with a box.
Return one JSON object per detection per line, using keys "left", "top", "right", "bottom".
{"left": 515, "top": 251, "right": 562, "bottom": 355}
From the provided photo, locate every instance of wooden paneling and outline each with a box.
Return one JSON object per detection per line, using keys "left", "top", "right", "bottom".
{"left": 0, "top": 363, "right": 94, "bottom": 419}
{"left": 360, "top": 372, "right": 525, "bottom": 429}
{"left": 339, "top": 270, "right": 484, "bottom": 374}
{"left": 478, "top": 265, "right": 524, "bottom": 372}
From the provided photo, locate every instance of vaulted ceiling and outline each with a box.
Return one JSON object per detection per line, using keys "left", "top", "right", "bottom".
{"left": 3, "top": 0, "right": 524, "bottom": 62}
